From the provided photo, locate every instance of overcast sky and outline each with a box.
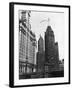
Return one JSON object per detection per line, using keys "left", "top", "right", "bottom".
{"left": 30, "top": 11, "right": 64, "bottom": 60}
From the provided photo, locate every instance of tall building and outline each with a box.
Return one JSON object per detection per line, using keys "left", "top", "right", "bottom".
{"left": 38, "top": 35, "right": 44, "bottom": 53}
{"left": 37, "top": 35, "right": 45, "bottom": 73}
{"left": 19, "top": 10, "right": 37, "bottom": 76}
{"left": 45, "top": 25, "right": 59, "bottom": 72}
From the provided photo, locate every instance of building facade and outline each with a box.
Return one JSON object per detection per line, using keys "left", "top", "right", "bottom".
{"left": 59, "top": 59, "right": 64, "bottom": 71}
{"left": 45, "top": 25, "right": 59, "bottom": 72}
{"left": 37, "top": 35, "right": 45, "bottom": 73}
{"left": 19, "top": 10, "right": 37, "bottom": 76}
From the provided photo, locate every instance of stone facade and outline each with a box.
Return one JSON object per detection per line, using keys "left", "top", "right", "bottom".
{"left": 19, "top": 10, "right": 37, "bottom": 76}
{"left": 45, "top": 25, "right": 59, "bottom": 72}
{"left": 37, "top": 36, "right": 45, "bottom": 73}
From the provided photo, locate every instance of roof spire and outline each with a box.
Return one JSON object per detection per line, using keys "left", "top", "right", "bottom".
{"left": 48, "top": 18, "right": 50, "bottom": 26}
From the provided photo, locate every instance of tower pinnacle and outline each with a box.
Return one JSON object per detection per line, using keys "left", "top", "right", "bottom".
{"left": 48, "top": 18, "right": 50, "bottom": 26}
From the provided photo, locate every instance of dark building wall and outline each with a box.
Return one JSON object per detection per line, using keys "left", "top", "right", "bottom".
{"left": 54, "top": 42, "right": 59, "bottom": 70}
{"left": 45, "top": 26, "right": 55, "bottom": 63}
{"left": 54, "top": 42, "right": 59, "bottom": 62}
{"left": 38, "top": 36, "right": 44, "bottom": 53}
{"left": 37, "top": 36, "right": 45, "bottom": 72}
{"left": 45, "top": 25, "right": 59, "bottom": 72}
{"left": 37, "top": 52, "right": 45, "bottom": 72}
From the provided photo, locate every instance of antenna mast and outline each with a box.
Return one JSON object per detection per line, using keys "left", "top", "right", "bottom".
{"left": 40, "top": 18, "right": 50, "bottom": 26}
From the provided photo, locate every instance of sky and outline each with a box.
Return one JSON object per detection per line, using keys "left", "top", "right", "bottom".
{"left": 30, "top": 10, "right": 64, "bottom": 60}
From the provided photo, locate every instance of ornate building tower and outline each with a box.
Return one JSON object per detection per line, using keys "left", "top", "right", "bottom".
{"left": 45, "top": 26, "right": 55, "bottom": 62}
{"left": 45, "top": 25, "right": 59, "bottom": 72}
{"left": 19, "top": 10, "right": 37, "bottom": 79}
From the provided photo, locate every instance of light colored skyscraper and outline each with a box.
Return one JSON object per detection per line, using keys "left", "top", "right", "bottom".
{"left": 19, "top": 10, "right": 37, "bottom": 77}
